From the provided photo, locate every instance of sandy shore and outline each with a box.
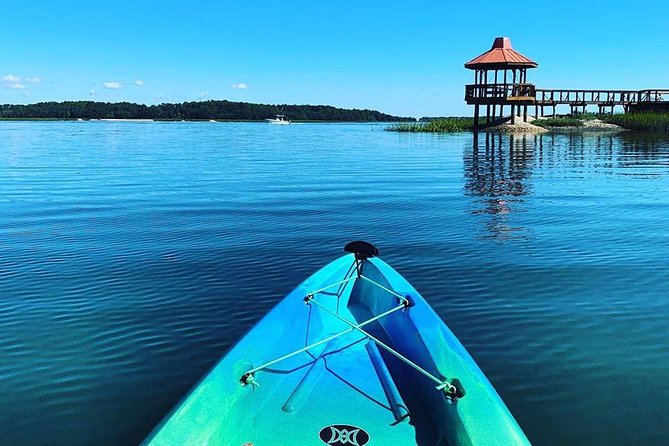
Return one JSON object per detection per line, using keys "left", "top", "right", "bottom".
{"left": 485, "top": 116, "right": 624, "bottom": 134}
{"left": 543, "top": 119, "right": 624, "bottom": 132}
{"left": 97, "top": 119, "right": 155, "bottom": 122}
{"left": 485, "top": 115, "right": 547, "bottom": 133}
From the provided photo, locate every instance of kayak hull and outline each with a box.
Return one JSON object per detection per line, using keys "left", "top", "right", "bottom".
{"left": 144, "top": 254, "right": 531, "bottom": 446}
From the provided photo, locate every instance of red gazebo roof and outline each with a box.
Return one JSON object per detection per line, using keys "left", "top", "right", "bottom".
{"left": 465, "top": 37, "right": 538, "bottom": 70}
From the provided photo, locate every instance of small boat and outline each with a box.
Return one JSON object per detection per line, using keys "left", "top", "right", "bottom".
{"left": 265, "top": 114, "right": 291, "bottom": 125}
{"left": 144, "top": 242, "right": 531, "bottom": 446}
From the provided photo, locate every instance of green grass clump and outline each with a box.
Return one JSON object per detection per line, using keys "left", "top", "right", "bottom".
{"left": 604, "top": 113, "right": 669, "bottom": 133}
{"left": 574, "top": 112, "right": 603, "bottom": 121}
{"left": 534, "top": 117, "right": 584, "bottom": 128}
{"left": 385, "top": 117, "right": 474, "bottom": 133}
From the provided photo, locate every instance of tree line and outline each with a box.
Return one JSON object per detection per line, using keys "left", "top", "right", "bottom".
{"left": 0, "top": 100, "right": 406, "bottom": 121}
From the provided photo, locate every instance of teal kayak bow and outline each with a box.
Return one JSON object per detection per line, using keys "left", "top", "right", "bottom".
{"left": 144, "top": 242, "right": 531, "bottom": 446}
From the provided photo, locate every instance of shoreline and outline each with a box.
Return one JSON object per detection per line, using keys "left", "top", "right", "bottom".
{"left": 485, "top": 117, "right": 625, "bottom": 134}
{"left": 0, "top": 118, "right": 399, "bottom": 123}
{"left": 385, "top": 114, "right": 669, "bottom": 134}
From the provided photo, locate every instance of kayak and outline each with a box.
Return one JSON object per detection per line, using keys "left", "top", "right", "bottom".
{"left": 144, "top": 241, "right": 531, "bottom": 446}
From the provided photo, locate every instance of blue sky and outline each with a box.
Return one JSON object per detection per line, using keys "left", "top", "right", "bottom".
{"left": 1, "top": 1, "right": 668, "bottom": 116}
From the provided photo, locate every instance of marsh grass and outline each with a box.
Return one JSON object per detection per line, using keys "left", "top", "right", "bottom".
{"left": 575, "top": 112, "right": 603, "bottom": 121}
{"left": 604, "top": 113, "right": 669, "bottom": 133}
{"left": 385, "top": 113, "right": 669, "bottom": 133}
{"left": 386, "top": 117, "right": 474, "bottom": 133}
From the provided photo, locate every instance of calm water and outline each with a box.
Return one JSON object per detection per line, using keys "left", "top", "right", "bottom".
{"left": 1, "top": 122, "right": 668, "bottom": 445}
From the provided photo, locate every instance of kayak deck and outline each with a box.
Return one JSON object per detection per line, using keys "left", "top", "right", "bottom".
{"left": 235, "top": 335, "right": 420, "bottom": 445}
{"left": 144, "top": 252, "right": 530, "bottom": 446}
{"left": 231, "top": 259, "right": 437, "bottom": 445}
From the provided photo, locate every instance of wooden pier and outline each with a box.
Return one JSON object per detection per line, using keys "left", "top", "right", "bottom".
{"left": 534, "top": 89, "right": 669, "bottom": 116}
{"left": 464, "top": 38, "right": 668, "bottom": 129}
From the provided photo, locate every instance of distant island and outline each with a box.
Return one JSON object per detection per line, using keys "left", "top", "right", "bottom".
{"left": 0, "top": 100, "right": 408, "bottom": 122}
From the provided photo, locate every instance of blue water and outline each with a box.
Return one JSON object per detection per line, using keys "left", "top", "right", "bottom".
{"left": 1, "top": 122, "right": 668, "bottom": 445}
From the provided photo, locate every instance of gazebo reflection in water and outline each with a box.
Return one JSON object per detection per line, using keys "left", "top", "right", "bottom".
{"left": 464, "top": 132, "right": 535, "bottom": 240}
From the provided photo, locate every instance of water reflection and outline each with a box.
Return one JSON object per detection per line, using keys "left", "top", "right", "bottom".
{"left": 465, "top": 133, "right": 536, "bottom": 241}
{"left": 618, "top": 133, "right": 669, "bottom": 172}
{"left": 533, "top": 132, "right": 669, "bottom": 172}
{"left": 465, "top": 131, "right": 669, "bottom": 240}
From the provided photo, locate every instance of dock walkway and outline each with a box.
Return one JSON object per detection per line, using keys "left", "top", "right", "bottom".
{"left": 535, "top": 88, "right": 669, "bottom": 115}
{"left": 465, "top": 84, "right": 669, "bottom": 118}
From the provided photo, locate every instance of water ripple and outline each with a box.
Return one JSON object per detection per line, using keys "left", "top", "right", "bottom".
{"left": 1, "top": 123, "right": 668, "bottom": 445}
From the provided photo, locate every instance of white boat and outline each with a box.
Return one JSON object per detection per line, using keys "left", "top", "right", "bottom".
{"left": 265, "top": 114, "right": 291, "bottom": 125}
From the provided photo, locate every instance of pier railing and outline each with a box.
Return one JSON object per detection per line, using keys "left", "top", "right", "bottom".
{"left": 535, "top": 89, "right": 668, "bottom": 105}
{"left": 467, "top": 85, "right": 667, "bottom": 106}
{"left": 638, "top": 90, "right": 668, "bottom": 102}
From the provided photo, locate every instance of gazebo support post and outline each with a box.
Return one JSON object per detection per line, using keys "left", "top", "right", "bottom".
{"left": 473, "top": 104, "right": 480, "bottom": 131}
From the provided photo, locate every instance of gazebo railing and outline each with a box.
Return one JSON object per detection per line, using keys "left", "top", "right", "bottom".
{"left": 465, "top": 83, "right": 536, "bottom": 102}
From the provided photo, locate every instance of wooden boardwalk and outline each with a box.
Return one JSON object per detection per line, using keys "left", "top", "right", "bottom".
{"left": 465, "top": 84, "right": 669, "bottom": 118}
{"left": 535, "top": 88, "right": 669, "bottom": 115}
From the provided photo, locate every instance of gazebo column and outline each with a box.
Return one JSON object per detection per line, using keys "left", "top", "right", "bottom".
{"left": 474, "top": 104, "right": 478, "bottom": 130}
{"left": 510, "top": 69, "right": 516, "bottom": 123}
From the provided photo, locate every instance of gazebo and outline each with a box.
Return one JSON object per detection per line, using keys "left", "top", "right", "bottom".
{"left": 464, "top": 37, "right": 538, "bottom": 129}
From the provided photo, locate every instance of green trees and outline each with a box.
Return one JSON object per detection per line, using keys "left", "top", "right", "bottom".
{"left": 0, "top": 100, "right": 404, "bottom": 121}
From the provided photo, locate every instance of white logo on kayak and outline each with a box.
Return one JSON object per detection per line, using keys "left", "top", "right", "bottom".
{"left": 328, "top": 427, "right": 360, "bottom": 445}
{"left": 318, "top": 424, "right": 370, "bottom": 446}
